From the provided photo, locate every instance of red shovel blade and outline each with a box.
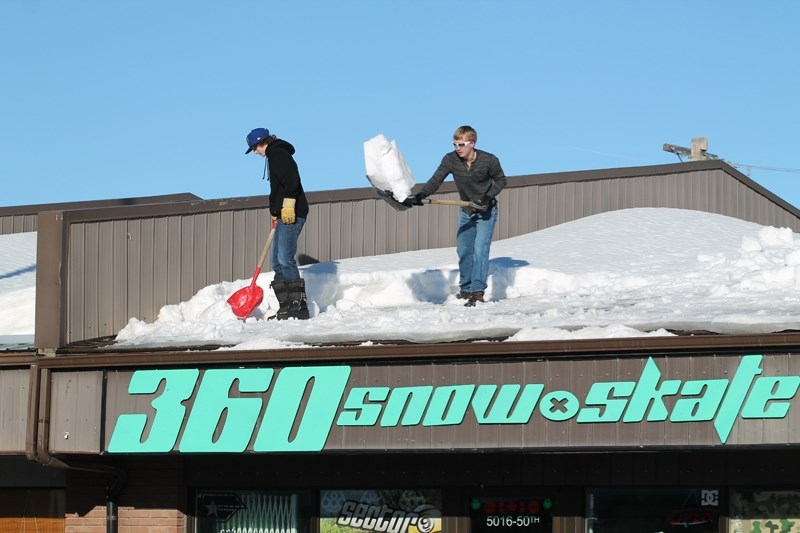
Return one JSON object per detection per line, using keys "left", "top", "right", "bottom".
{"left": 227, "top": 268, "right": 264, "bottom": 319}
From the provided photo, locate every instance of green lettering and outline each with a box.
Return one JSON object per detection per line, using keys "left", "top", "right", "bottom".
{"left": 108, "top": 369, "right": 199, "bottom": 453}
{"left": 179, "top": 368, "right": 272, "bottom": 452}
{"left": 623, "top": 358, "right": 681, "bottom": 422}
{"left": 539, "top": 390, "right": 579, "bottom": 421}
{"left": 254, "top": 365, "right": 351, "bottom": 451}
{"left": 670, "top": 379, "right": 727, "bottom": 422}
{"left": 423, "top": 385, "right": 475, "bottom": 426}
{"left": 714, "top": 355, "right": 763, "bottom": 443}
{"left": 578, "top": 381, "right": 635, "bottom": 423}
{"left": 337, "top": 387, "right": 390, "bottom": 426}
{"left": 472, "top": 384, "right": 543, "bottom": 424}
{"left": 381, "top": 386, "right": 432, "bottom": 427}
{"left": 741, "top": 376, "right": 800, "bottom": 419}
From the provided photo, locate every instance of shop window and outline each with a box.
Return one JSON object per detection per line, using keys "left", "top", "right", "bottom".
{"left": 195, "top": 490, "right": 311, "bottom": 533}
{"left": 469, "top": 494, "right": 553, "bottom": 533}
{"left": 320, "top": 489, "right": 442, "bottom": 533}
{"left": 587, "top": 488, "right": 720, "bottom": 533}
{"left": 730, "top": 490, "right": 800, "bottom": 533}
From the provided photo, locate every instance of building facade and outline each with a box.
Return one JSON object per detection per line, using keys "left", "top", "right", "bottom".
{"left": 1, "top": 161, "right": 799, "bottom": 532}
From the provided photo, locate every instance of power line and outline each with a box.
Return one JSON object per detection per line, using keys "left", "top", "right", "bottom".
{"left": 729, "top": 163, "right": 800, "bottom": 174}
{"left": 663, "top": 137, "right": 800, "bottom": 176}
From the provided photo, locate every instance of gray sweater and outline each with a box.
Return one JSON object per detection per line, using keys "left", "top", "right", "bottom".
{"left": 419, "top": 149, "right": 507, "bottom": 214}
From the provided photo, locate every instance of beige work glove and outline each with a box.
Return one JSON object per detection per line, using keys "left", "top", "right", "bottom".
{"left": 281, "top": 198, "right": 296, "bottom": 224}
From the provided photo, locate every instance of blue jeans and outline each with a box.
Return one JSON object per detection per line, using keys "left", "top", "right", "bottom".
{"left": 270, "top": 217, "right": 306, "bottom": 282}
{"left": 456, "top": 206, "right": 498, "bottom": 293}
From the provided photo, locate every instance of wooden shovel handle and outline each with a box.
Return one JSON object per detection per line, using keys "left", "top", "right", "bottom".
{"left": 256, "top": 225, "right": 277, "bottom": 270}
{"left": 427, "top": 199, "right": 471, "bottom": 207}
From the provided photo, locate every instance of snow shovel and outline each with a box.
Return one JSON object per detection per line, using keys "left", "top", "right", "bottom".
{"left": 366, "top": 175, "right": 470, "bottom": 211}
{"left": 227, "top": 226, "right": 276, "bottom": 319}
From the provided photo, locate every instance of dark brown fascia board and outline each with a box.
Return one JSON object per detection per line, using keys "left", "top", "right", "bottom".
{"left": 0, "top": 193, "right": 202, "bottom": 218}
{"left": 31, "top": 330, "right": 800, "bottom": 370}
{"left": 0, "top": 352, "right": 38, "bottom": 368}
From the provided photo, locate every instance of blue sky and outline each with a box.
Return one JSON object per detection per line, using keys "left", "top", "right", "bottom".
{"left": 2, "top": 1, "right": 799, "bottom": 209}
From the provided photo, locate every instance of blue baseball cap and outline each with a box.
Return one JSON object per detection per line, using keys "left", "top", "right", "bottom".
{"left": 245, "top": 128, "right": 270, "bottom": 154}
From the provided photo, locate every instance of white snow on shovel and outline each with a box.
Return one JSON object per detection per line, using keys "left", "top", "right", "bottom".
{"left": 363, "top": 134, "right": 415, "bottom": 202}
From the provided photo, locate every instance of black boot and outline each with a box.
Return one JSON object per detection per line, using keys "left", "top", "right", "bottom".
{"left": 269, "top": 280, "right": 292, "bottom": 320}
{"left": 285, "top": 279, "right": 310, "bottom": 320}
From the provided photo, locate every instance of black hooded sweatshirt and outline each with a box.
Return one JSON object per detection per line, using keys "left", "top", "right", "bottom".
{"left": 265, "top": 139, "right": 309, "bottom": 219}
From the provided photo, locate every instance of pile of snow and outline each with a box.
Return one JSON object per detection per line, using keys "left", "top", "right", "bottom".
{"left": 3, "top": 208, "right": 799, "bottom": 352}
{"left": 113, "top": 208, "right": 800, "bottom": 350}
{"left": 363, "top": 134, "right": 415, "bottom": 202}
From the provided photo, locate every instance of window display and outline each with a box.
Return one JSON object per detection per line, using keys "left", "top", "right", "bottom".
{"left": 587, "top": 488, "right": 719, "bottom": 533}
{"left": 195, "top": 490, "right": 310, "bottom": 533}
{"left": 320, "top": 489, "right": 442, "bottom": 533}
{"left": 730, "top": 490, "right": 800, "bottom": 533}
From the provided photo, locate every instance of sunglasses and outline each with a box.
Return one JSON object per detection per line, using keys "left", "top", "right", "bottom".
{"left": 453, "top": 141, "right": 472, "bottom": 148}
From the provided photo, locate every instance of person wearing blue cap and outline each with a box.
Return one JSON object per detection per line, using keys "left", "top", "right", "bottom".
{"left": 246, "top": 127, "right": 310, "bottom": 320}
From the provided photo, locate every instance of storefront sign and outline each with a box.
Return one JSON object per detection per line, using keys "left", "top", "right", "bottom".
{"left": 470, "top": 496, "right": 553, "bottom": 533}
{"left": 107, "top": 354, "right": 799, "bottom": 453}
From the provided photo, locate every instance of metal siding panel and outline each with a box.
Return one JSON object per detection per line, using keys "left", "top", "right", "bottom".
{"left": 362, "top": 364, "right": 390, "bottom": 449}
{"left": 590, "top": 358, "right": 618, "bottom": 446}
{"left": 228, "top": 210, "right": 244, "bottom": 278}
{"left": 466, "top": 363, "right": 494, "bottom": 448}
{"left": 152, "top": 217, "right": 169, "bottom": 311}
{"left": 206, "top": 211, "right": 223, "bottom": 282}
{"left": 50, "top": 371, "right": 102, "bottom": 453}
{"left": 362, "top": 199, "right": 376, "bottom": 257}
{"left": 617, "top": 358, "right": 645, "bottom": 445}
{"left": 219, "top": 211, "right": 234, "bottom": 282}
{"left": 759, "top": 353, "right": 789, "bottom": 444}
{"left": 329, "top": 204, "right": 343, "bottom": 261}
{"left": 83, "top": 223, "right": 100, "bottom": 341}
{"left": 563, "top": 181, "right": 576, "bottom": 226}
{"left": 0, "top": 370, "right": 28, "bottom": 452}
{"left": 97, "top": 221, "right": 115, "bottom": 338}
{"left": 104, "top": 370, "right": 152, "bottom": 450}
{"left": 716, "top": 355, "right": 745, "bottom": 445}
{"left": 166, "top": 216, "right": 181, "bottom": 304}
{"left": 384, "top": 365, "right": 412, "bottom": 449}
{"left": 570, "top": 357, "right": 593, "bottom": 446}
{"left": 126, "top": 219, "right": 142, "bottom": 324}
{"left": 138, "top": 218, "right": 156, "bottom": 323}
{"left": 663, "top": 357, "right": 689, "bottom": 445}
{"left": 68, "top": 224, "right": 86, "bottom": 343}
{"left": 245, "top": 209, "right": 260, "bottom": 272}
{"left": 518, "top": 360, "right": 545, "bottom": 447}
{"left": 604, "top": 178, "right": 616, "bottom": 211}
{"left": 342, "top": 202, "right": 356, "bottom": 259}
{"left": 315, "top": 203, "right": 333, "bottom": 263}
{"left": 181, "top": 215, "right": 195, "bottom": 300}
{"left": 544, "top": 359, "right": 570, "bottom": 447}
{"left": 686, "top": 356, "right": 715, "bottom": 446}
{"left": 431, "top": 363, "right": 457, "bottom": 449}
{"left": 191, "top": 214, "right": 208, "bottom": 289}
{"left": 788, "top": 353, "right": 800, "bottom": 444}
{"left": 112, "top": 220, "right": 128, "bottom": 336}
{"left": 372, "top": 201, "right": 389, "bottom": 256}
